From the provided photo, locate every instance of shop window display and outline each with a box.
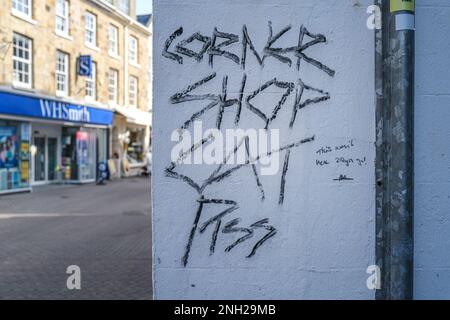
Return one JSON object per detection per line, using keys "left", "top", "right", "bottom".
{"left": 126, "top": 127, "right": 145, "bottom": 163}
{"left": 0, "top": 120, "right": 31, "bottom": 192}
{"left": 61, "top": 127, "right": 107, "bottom": 183}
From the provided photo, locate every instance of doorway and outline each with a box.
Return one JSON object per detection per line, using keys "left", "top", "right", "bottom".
{"left": 33, "top": 136, "right": 58, "bottom": 185}
{"left": 47, "top": 138, "right": 57, "bottom": 181}
{"left": 34, "top": 137, "right": 45, "bottom": 183}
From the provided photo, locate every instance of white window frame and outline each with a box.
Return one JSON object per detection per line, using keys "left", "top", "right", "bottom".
{"left": 129, "top": 76, "right": 138, "bottom": 107}
{"left": 56, "top": 50, "right": 69, "bottom": 97}
{"left": 84, "top": 12, "right": 97, "bottom": 48}
{"left": 12, "top": 33, "right": 33, "bottom": 89}
{"left": 12, "top": 0, "right": 32, "bottom": 20}
{"left": 129, "top": 36, "right": 138, "bottom": 65}
{"left": 117, "top": 0, "right": 130, "bottom": 15}
{"left": 108, "top": 24, "right": 119, "bottom": 57}
{"left": 108, "top": 69, "right": 118, "bottom": 103}
{"left": 85, "top": 62, "right": 97, "bottom": 100}
{"left": 55, "top": 0, "right": 70, "bottom": 36}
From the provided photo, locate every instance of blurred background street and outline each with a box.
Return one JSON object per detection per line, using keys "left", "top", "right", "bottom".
{"left": 0, "top": 177, "right": 152, "bottom": 300}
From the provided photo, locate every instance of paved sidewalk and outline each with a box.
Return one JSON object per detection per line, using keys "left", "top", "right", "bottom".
{"left": 0, "top": 177, "right": 152, "bottom": 300}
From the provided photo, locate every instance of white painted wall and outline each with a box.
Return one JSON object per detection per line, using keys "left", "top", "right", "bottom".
{"left": 153, "top": 0, "right": 375, "bottom": 299}
{"left": 414, "top": 0, "right": 450, "bottom": 299}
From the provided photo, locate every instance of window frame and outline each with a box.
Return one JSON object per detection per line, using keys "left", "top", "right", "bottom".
{"left": 85, "top": 61, "right": 97, "bottom": 100}
{"left": 84, "top": 11, "right": 97, "bottom": 48}
{"left": 129, "top": 35, "right": 138, "bottom": 65}
{"left": 117, "top": 0, "right": 130, "bottom": 15}
{"left": 108, "top": 24, "right": 119, "bottom": 57}
{"left": 12, "top": 33, "right": 33, "bottom": 89}
{"left": 56, "top": 50, "right": 69, "bottom": 97}
{"left": 12, "top": 0, "right": 32, "bottom": 20}
{"left": 129, "top": 76, "right": 138, "bottom": 107}
{"left": 108, "top": 69, "right": 118, "bottom": 103}
{"left": 55, "top": 0, "right": 70, "bottom": 36}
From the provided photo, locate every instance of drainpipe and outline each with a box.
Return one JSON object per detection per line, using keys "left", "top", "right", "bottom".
{"left": 375, "top": 0, "right": 415, "bottom": 300}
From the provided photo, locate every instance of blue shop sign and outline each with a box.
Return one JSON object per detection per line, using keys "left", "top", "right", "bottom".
{"left": 78, "top": 55, "right": 93, "bottom": 77}
{"left": 0, "top": 91, "right": 113, "bottom": 126}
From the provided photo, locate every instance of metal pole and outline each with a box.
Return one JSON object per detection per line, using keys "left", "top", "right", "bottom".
{"left": 375, "top": 0, "right": 415, "bottom": 300}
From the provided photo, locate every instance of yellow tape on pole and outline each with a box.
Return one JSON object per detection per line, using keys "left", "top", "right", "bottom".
{"left": 390, "top": 0, "right": 415, "bottom": 13}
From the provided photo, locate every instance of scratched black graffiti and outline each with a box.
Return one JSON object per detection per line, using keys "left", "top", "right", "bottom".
{"left": 263, "top": 22, "right": 294, "bottom": 67}
{"left": 333, "top": 175, "right": 354, "bottom": 181}
{"left": 163, "top": 27, "right": 184, "bottom": 64}
{"left": 162, "top": 23, "right": 336, "bottom": 77}
{"left": 279, "top": 149, "right": 291, "bottom": 205}
{"left": 246, "top": 79, "right": 294, "bottom": 129}
{"left": 209, "top": 28, "right": 240, "bottom": 68}
{"left": 295, "top": 25, "right": 336, "bottom": 77}
{"left": 222, "top": 218, "right": 277, "bottom": 258}
{"left": 170, "top": 73, "right": 328, "bottom": 131}
{"left": 176, "top": 32, "right": 211, "bottom": 62}
{"left": 167, "top": 134, "right": 314, "bottom": 266}
{"left": 315, "top": 140, "right": 367, "bottom": 183}
{"left": 162, "top": 22, "right": 337, "bottom": 267}
{"left": 289, "top": 79, "right": 330, "bottom": 129}
{"left": 241, "top": 25, "right": 263, "bottom": 69}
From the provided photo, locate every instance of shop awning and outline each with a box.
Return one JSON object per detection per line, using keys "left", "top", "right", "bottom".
{"left": 113, "top": 105, "right": 152, "bottom": 127}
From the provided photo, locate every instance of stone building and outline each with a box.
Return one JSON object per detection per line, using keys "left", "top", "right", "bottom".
{"left": 137, "top": 13, "right": 152, "bottom": 146}
{"left": 0, "top": 0, "right": 152, "bottom": 194}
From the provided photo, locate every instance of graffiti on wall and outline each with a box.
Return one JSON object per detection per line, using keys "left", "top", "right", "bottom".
{"left": 162, "top": 22, "right": 343, "bottom": 266}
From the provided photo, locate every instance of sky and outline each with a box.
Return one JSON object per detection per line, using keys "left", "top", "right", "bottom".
{"left": 136, "top": 0, "right": 153, "bottom": 15}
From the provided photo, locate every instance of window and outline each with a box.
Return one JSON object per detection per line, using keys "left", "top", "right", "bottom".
{"left": 12, "top": 0, "right": 32, "bottom": 18}
{"left": 13, "top": 33, "right": 32, "bottom": 88}
{"left": 126, "top": 127, "right": 145, "bottom": 163}
{"left": 129, "top": 76, "right": 138, "bottom": 107}
{"left": 108, "top": 69, "right": 118, "bottom": 103}
{"left": 129, "top": 36, "right": 138, "bottom": 64}
{"left": 0, "top": 120, "right": 31, "bottom": 191}
{"left": 55, "top": 0, "right": 70, "bottom": 35}
{"left": 117, "top": 0, "right": 130, "bottom": 15}
{"left": 85, "top": 62, "right": 96, "bottom": 99}
{"left": 84, "top": 12, "right": 97, "bottom": 47}
{"left": 108, "top": 25, "right": 119, "bottom": 56}
{"left": 56, "top": 51, "right": 69, "bottom": 96}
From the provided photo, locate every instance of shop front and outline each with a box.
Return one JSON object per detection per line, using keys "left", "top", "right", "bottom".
{"left": 112, "top": 106, "right": 151, "bottom": 178}
{"left": 0, "top": 90, "right": 113, "bottom": 193}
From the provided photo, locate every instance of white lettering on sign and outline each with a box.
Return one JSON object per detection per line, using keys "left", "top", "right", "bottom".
{"left": 39, "top": 99, "right": 91, "bottom": 123}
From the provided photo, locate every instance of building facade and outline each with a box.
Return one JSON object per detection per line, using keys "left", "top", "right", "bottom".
{"left": 0, "top": 0, "right": 152, "bottom": 194}
{"left": 137, "top": 13, "right": 152, "bottom": 147}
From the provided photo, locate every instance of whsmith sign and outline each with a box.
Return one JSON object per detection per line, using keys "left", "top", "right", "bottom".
{"left": 40, "top": 100, "right": 91, "bottom": 123}
{"left": 0, "top": 91, "right": 113, "bottom": 126}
